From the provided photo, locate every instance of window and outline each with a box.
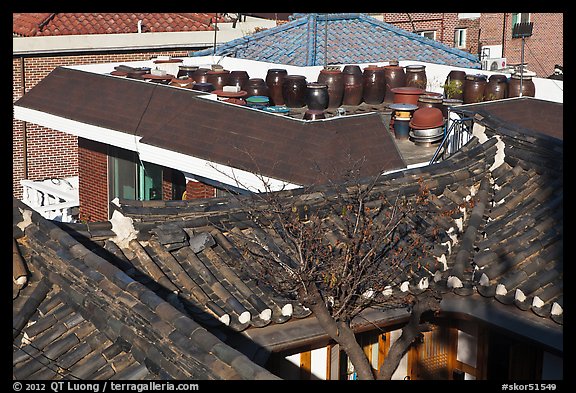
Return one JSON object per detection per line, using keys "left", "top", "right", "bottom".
{"left": 418, "top": 30, "right": 436, "bottom": 41}
{"left": 511, "top": 13, "right": 533, "bottom": 38}
{"left": 108, "top": 146, "right": 163, "bottom": 204}
{"left": 454, "top": 28, "right": 467, "bottom": 49}
{"left": 512, "top": 13, "right": 530, "bottom": 26}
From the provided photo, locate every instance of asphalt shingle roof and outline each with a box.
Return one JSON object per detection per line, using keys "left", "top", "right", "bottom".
{"left": 192, "top": 13, "right": 481, "bottom": 69}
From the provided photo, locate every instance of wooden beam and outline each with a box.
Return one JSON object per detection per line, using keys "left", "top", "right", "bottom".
{"left": 300, "top": 350, "right": 311, "bottom": 380}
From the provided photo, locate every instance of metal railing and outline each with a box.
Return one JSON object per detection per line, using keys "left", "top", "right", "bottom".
{"left": 429, "top": 111, "right": 475, "bottom": 165}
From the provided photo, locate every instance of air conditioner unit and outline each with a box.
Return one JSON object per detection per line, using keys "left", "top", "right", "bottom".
{"left": 482, "top": 58, "right": 507, "bottom": 71}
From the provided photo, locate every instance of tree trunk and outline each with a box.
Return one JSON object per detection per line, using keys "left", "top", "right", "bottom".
{"left": 377, "top": 296, "right": 439, "bottom": 380}
{"left": 300, "top": 283, "right": 375, "bottom": 380}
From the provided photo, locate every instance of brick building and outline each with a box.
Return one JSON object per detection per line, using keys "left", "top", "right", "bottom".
{"left": 380, "top": 13, "right": 563, "bottom": 77}
{"left": 12, "top": 13, "right": 275, "bottom": 216}
{"left": 478, "top": 13, "right": 563, "bottom": 77}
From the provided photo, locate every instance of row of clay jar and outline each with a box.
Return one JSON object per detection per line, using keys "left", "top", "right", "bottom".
{"left": 444, "top": 70, "right": 536, "bottom": 103}
{"left": 175, "top": 63, "right": 430, "bottom": 109}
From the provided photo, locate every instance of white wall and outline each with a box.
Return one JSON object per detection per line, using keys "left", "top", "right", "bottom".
{"left": 390, "top": 328, "right": 409, "bottom": 380}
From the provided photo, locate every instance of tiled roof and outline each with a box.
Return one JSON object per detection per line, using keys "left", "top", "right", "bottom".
{"left": 14, "top": 67, "right": 406, "bottom": 186}
{"left": 13, "top": 201, "right": 280, "bottom": 380}
{"left": 38, "top": 109, "right": 562, "bottom": 349}
{"left": 12, "top": 13, "right": 217, "bottom": 36}
{"left": 192, "top": 13, "right": 481, "bottom": 68}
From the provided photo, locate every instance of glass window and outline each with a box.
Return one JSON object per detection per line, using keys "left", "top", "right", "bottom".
{"left": 418, "top": 30, "right": 436, "bottom": 41}
{"left": 108, "top": 146, "right": 163, "bottom": 204}
{"left": 454, "top": 28, "right": 467, "bottom": 49}
{"left": 512, "top": 13, "right": 531, "bottom": 26}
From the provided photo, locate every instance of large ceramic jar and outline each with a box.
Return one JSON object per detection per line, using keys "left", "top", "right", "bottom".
{"left": 191, "top": 68, "right": 210, "bottom": 83}
{"left": 362, "top": 66, "right": 386, "bottom": 105}
{"left": 405, "top": 64, "right": 427, "bottom": 90}
{"left": 444, "top": 70, "right": 466, "bottom": 100}
{"left": 463, "top": 74, "right": 487, "bottom": 104}
{"left": 229, "top": 70, "right": 250, "bottom": 91}
{"left": 206, "top": 70, "right": 231, "bottom": 91}
{"left": 441, "top": 98, "right": 463, "bottom": 119}
{"left": 508, "top": 74, "right": 536, "bottom": 98}
{"left": 282, "top": 75, "right": 308, "bottom": 108}
{"left": 382, "top": 65, "right": 407, "bottom": 103}
{"left": 317, "top": 68, "right": 344, "bottom": 108}
{"left": 417, "top": 95, "right": 444, "bottom": 112}
{"left": 305, "top": 83, "right": 329, "bottom": 110}
{"left": 245, "top": 78, "right": 269, "bottom": 98}
{"left": 177, "top": 65, "right": 199, "bottom": 79}
{"left": 341, "top": 65, "right": 363, "bottom": 106}
{"left": 484, "top": 74, "right": 508, "bottom": 101}
{"left": 265, "top": 68, "right": 288, "bottom": 106}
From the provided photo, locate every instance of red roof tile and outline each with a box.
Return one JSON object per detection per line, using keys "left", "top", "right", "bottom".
{"left": 13, "top": 13, "right": 217, "bottom": 37}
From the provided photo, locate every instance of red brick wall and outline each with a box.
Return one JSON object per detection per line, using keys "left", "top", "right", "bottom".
{"left": 480, "top": 13, "right": 562, "bottom": 77}
{"left": 184, "top": 180, "right": 216, "bottom": 200}
{"left": 382, "top": 13, "right": 459, "bottom": 47}
{"left": 78, "top": 138, "right": 109, "bottom": 222}
{"left": 13, "top": 49, "right": 190, "bottom": 200}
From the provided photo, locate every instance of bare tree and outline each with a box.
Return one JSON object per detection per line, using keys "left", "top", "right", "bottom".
{"left": 210, "top": 156, "right": 445, "bottom": 380}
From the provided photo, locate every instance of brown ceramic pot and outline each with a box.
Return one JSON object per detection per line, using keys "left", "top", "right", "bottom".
{"left": 245, "top": 78, "right": 269, "bottom": 98}
{"left": 362, "top": 66, "right": 386, "bottom": 105}
{"left": 206, "top": 70, "right": 231, "bottom": 91}
{"left": 282, "top": 75, "right": 308, "bottom": 108}
{"left": 508, "top": 74, "right": 535, "bottom": 98}
{"left": 444, "top": 70, "right": 466, "bottom": 100}
{"left": 463, "top": 74, "right": 487, "bottom": 103}
{"left": 305, "top": 83, "right": 330, "bottom": 110}
{"left": 229, "top": 70, "right": 250, "bottom": 91}
{"left": 383, "top": 65, "right": 407, "bottom": 103}
{"left": 342, "top": 65, "right": 363, "bottom": 106}
{"left": 266, "top": 68, "right": 288, "bottom": 106}
{"left": 318, "top": 68, "right": 344, "bottom": 108}
{"left": 405, "top": 64, "right": 427, "bottom": 90}
{"left": 391, "top": 87, "right": 425, "bottom": 105}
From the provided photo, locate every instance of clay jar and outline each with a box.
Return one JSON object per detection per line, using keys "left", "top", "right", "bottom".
{"left": 484, "top": 74, "right": 508, "bottom": 101}
{"left": 405, "top": 64, "right": 428, "bottom": 90}
{"left": 341, "top": 65, "right": 364, "bottom": 106}
{"left": 177, "top": 65, "right": 199, "bottom": 79}
{"left": 508, "top": 74, "right": 535, "bottom": 98}
{"left": 317, "top": 68, "right": 344, "bottom": 108}
{"left": 229, "top": 70, "right": 250, "bottom": 91}
{"left": 391, "top": 87, "right": 425, "bottom": 105}
{"left": 245, "top": 78, "right": 269, "bottom": 98}
{"left": 463, "top": 74, "right": 487, "bottom": 103}
{"left": 191, "top": 68, "right": 210, "bottom": 83}
{"left": 282, "top": 75, "right": 307, "bottom": 108}
{"left": 305, "top": 82, "right": 329, "bottom": 110}
{"left": 441, "top": 98, "right": 463, "bottom": 119}
{"left": 417, "top": 95, "right": 444, "bottom": 113}
{"left": 265, "top": 68, "right": 288, "bottom": 106}
{"left": 383, "top": 65, "right": 407, "bottom": 103}
{"left": 362, "top": 66, "right": 386, "bottom": 105}
{"left": 303, "top": 109, "right": 326, "bottom": 120}
{"left": 444, "top": 70, "right": 466, "bottom": 100}
{"left": 206, "top": 70, "right": 230, "bottom": 91}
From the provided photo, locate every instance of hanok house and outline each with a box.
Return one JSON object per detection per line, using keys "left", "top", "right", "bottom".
{"left": 14, "top": 96, "right": 562, "bottom": 380}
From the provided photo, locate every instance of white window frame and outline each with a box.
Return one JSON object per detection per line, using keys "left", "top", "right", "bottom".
{"left": 512, "top": 13, "right": 531, "bottom": 26}
{"left": 418, "top": 30, "right": 436, "bottom": 41}
{"left": 454, "top": 28, "right": 467, "bottom": 49}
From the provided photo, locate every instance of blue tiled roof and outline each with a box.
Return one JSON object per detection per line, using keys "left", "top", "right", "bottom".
{"left": 192, "top": 13, "right": 481, "bottom": 68}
